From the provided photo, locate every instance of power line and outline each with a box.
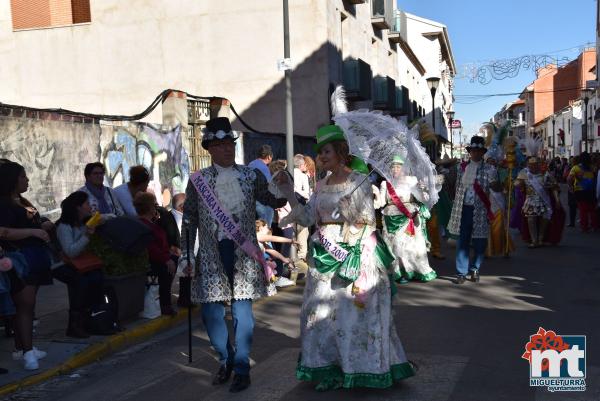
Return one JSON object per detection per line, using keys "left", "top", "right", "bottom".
{"left": 454, "top": 85, "right": 591, "bottom": 104}
{"left": 0, "top": 89, "right": 277, "bottom": 135}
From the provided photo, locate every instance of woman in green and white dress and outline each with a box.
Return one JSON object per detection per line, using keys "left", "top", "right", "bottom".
{"left": 375, "top": 156, "right": 437, "bottom": 283}
{"left": 278, "top": 125, "right": 415, "bottom": 391}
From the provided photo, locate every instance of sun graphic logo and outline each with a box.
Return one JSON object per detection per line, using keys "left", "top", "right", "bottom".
{"left": 522, "top": 327, "right": 586, "bottom": 392}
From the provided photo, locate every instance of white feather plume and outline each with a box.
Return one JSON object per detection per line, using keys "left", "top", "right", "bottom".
{"left": 330, "top": 85, "right": 348, "bottom": 117}
{"left": 519, "top": 134, "right": 543, "bottom": 157}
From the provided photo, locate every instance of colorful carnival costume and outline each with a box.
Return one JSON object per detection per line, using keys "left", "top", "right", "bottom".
{"left": 486, "top": 162, "right": 515, "bottom": 256}
{"left": 479, "top": 123, "right": 515, "bottom": 257}
{"left": 514, "top": 135, "right": 564, "bottom": 247}
{"left": 279, "top": 125, "right": 415, "bottom": 391}
{"left": 179, "top": 117, "right": 286, "bottom": 393}
{"left": 448, "top": 136, "right": 499, "bottom": 283}
{"left": 515, "top": 162, "right": 563, "bottom": 247}
{"left": 375, "top": 157, "right": 437, "bottom": 282}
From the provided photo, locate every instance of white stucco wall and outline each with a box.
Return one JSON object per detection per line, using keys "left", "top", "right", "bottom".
{"left": 404, "top": 13, "right": 454, "bottom": 139}
{"left": 0, "top": 0, "right": 333, "bottom": 136}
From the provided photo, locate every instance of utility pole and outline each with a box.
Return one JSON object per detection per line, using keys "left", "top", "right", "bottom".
{"left": 283, "top": 0, "right": 297, "bottom": 265}
{"left": 283, "top": 0, "right": 294, "bottom": 175}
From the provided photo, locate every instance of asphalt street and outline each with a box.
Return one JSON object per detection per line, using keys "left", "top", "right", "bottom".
{"left": 4, "top": 226, "right": 599, "bottom": 401}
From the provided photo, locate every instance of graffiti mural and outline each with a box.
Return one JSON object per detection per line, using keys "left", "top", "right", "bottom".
{"left": 102, "top": 124, "right": 189, "bottom": 207}
{"left": 0, "top": 117, "right": 102, "bottom": 217}
{"left": 0, "top": 116, "right": 189, "bottom": 218}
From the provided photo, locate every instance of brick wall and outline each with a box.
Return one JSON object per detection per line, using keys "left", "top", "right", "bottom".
{"left": 10, "top": 0, "right": 90, "bottom": 29}
{"left": 533, "top": 50, "right": 597, "bottom": 125}
{"left": 10, "top": 0, "right": 51, "bottom": 30}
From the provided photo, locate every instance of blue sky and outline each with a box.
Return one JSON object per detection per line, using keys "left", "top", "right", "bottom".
{"left": 399, "top": 0, "right": 596, "bottom": 139}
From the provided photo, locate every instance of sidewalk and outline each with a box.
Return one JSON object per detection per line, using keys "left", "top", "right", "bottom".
{"left": 0, "top": 281, "right": 197, "bottom": 396}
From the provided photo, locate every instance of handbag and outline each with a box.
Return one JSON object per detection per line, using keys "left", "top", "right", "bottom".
{"left": 62, "top": 251, "right": 103, "bottom": 273}
{"left": 140, "top": 276, "right": 161, "bottom": 319}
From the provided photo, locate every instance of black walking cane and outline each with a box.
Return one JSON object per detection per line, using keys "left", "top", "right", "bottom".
{"left": 184, "top": 221, "right": 193, "bottom": 364}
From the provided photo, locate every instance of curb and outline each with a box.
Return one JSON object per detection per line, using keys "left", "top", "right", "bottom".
{"left": 0, "top": 307, "right": 198, "bottom": 397}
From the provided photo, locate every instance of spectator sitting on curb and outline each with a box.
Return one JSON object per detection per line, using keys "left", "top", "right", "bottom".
{"left": 255, "top": 219, "right": 295, "bottom": 288}
{"left": 79, "top": 162, "right": 124, "bottom": 221}
{"left": 135, "top": 192, "right": 177, "bottom": 316}
{"left": 114, "top": 165, "right": 151, "bottom": 216}
{"left": 55, "top": 191, "right": 105, "bottom": 339}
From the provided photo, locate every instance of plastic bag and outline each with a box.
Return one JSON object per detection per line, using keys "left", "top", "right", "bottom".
{"left": 140, "top": 277, "right": 161, "bottom": 319}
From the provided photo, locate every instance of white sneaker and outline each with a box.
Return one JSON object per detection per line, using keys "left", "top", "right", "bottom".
{"left": 23, "top": 350, "right": 39, "bottom": 370}
{"left": 13, "top": 347, "right": 46, "bottom": 361}
{"left": 274, "top": 277, "right": 295, "bottom": 288}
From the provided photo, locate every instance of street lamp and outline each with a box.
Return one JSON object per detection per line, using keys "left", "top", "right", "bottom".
{"left": 426, "top": 77, "right": 440, "bottom": 133}
{"left": 446, "top": 108, "right": 455, "bottom": 155}
{"left": 581, "top": 87, "right": 593, "bottom": 153}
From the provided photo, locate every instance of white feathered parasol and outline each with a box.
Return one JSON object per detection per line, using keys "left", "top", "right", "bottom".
{"left": 329, "top": 85, "right": 440, "bottom": 208}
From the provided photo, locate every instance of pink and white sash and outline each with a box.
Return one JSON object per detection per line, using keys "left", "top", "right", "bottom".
{"left": 190, "top": 171, "right": 276, "bottom": 283}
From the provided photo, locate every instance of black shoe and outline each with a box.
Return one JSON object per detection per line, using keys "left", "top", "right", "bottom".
{"left": 454, "top": 275, "right": 466, "bottom": 284}
{"left": 229, "top": 374, "right": 251, "bottom": 393}
{"left": 212, "top": 364, "right": 233, "bottom": 385}
{"left": 470, "top": 270, "right": 480, "bottom": 283}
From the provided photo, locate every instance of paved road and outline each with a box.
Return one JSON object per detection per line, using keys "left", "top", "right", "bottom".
{"left": 4, "top": 227, "right": 599, "bottom": 401}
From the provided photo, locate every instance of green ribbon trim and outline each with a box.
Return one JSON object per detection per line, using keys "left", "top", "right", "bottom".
{"left": 397, "top": 268, "right": 437, "bottom": 282}
{"left": 297, "top": 359, "right": 416, "bottom": 389}
{"left": 312, "top": 232, "right": 395, "bottom": 282}
{"left": 384, "top": 203, "right": 430, "bottom": 235}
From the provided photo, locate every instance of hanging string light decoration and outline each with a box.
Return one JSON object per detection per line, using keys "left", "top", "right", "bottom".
{"left": 459, "top": 54, "right": 572, "bottom": 85}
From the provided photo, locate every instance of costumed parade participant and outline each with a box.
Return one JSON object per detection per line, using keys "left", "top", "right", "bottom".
{"left": 375, "top": 155, "right": 437, "bottom": 283}
{"left": 430, "top": 154, "right": 457, "bottom": 258}
{"left": 274, "top": 88, "right": 441, "bottom": 390}
{"left": 179, "top": 117, "right": 286, "bottom": 393}
{"left": 514, "top": 135, "right": 564, "bottom": 247}
{"left": 480, "top": 123, "right": 514, "bottom": 257}
{"left": 448, "top": 136, "right": 501, "bottom": 284}
{"left": 409, "top": 121, "right": 447, "bottom": 259}
{"left": 276, "top": 124, "right": 414, "bottom": 391}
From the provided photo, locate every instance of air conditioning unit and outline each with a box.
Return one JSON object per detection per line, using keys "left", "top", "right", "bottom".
{"left": 343, "top": 58, "right": 373, "bottom": 101}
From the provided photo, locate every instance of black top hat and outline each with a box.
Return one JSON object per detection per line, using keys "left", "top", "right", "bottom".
{"left": 201, "top": 117, "right": 239, "bottom": 149}
{"left": 466, "top": 136, "right": 487, "bottom": 152}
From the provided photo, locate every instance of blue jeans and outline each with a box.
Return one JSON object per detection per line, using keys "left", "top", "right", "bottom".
{"left": 200, "top": 239, "right": 255, "bottom": 375}
{"left": 255, "top": 201, "right": 274, "bottom": 227}
{"left": 456, "top": 206, "right": 488, "bottom": 276}
{"left": 202, "top": 300, "right": 254, "bottom": 375}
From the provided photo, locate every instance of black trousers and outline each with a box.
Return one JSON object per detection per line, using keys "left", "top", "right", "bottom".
{"left": 52, "top": 265, "right": 104, "bottom": 313}
{"left": 150, "top": 258, "right": 176, "bottom": 306}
